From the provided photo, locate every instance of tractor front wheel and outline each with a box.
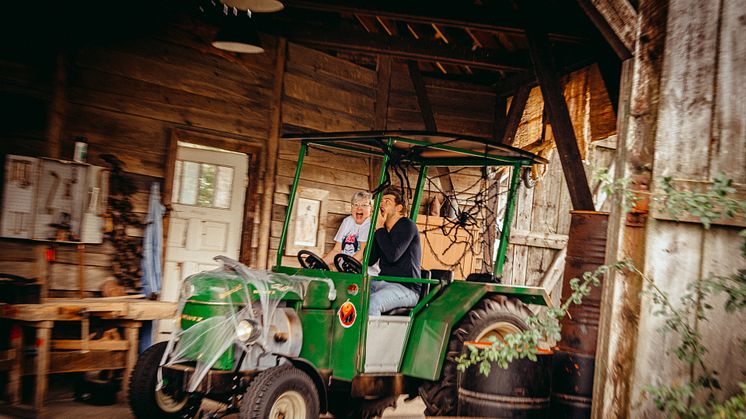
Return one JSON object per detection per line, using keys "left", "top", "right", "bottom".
{"left": 129, "top": 342, "right": 202, "bottom": 418}
{"left": 240, "top": 364, "right": 319, "bottom": 419}
{"left": 418, "top": 295, "right": 532, "bottom": 416}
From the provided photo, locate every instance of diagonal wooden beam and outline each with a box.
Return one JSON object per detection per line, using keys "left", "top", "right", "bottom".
{"left": 522, "top": 4, "right": 595, "bottom": 210}
{"left": 370, "top": 55, "right": 392, "bottom": 190}
{"left": 283, "top": 0, "right": 588, "bottom": 43}
{"left": 500, "top": 85, "right": 531, "bottom": 146}
{"left": 266, "top": 24, "right": 530, "bottom": 72}
{"left": 576, "top": 0, "right": 638, "bottom": 59}
{"left": 406, "top": 61, "right": 455, "bottom": 195}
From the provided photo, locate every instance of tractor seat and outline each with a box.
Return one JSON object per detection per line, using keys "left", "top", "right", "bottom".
{"left": 465, "top": 272, "right": 502, "bottom": 283}
{"left": 381, "top": 269, "right": 432, "bottom": 316}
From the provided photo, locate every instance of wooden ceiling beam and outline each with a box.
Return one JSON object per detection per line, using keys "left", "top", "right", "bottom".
{"left": 283, "top": 0, "right": 587, "bottom": 43}
{"left": 523, "top": 2, "right": 595, "bottom": 210}
{"left": 406, "top": 60, "right": 455, "bottom": 195}
{"left": 269, "top": 24, "right": 530, "bottom": 72}
{"left": 576, "top": 0, "right": 637, "bottom": 59}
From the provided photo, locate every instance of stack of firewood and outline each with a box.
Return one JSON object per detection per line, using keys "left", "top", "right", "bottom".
{"left": 101, "top": 154, "right": 143, "bottom": 291}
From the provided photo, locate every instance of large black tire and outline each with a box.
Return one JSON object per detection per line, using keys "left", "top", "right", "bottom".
{"left": 418, "top": 295, "right": 532, "bottom": 416}
{"left": 129, "top": 342, "right": 202, "bottom": 419}
{"left": 240, "top": 364, "right": 319, "bottom": 419}
{"left": 328, "top": 395, "right": 398, "bottom": 419}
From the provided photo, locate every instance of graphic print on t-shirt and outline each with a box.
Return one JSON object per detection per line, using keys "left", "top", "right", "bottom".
{"left": 341, "top": 234, "right": 359, "bottom": 255}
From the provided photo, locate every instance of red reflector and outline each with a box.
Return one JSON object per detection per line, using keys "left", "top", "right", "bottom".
{"left": 45, "top": 248, "right": 55, "bottom": 262}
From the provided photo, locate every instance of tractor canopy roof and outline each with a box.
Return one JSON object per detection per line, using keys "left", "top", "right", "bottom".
{"left": 282, "top": 130, "right": 547, "bottom": 167}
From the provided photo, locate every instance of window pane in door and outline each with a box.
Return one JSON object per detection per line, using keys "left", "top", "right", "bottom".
{"left": 198, "top": 163, "right": 216, "bottom": 207}
{"left": 214, "top": 166, "right": 234, "bottom": 209}
{"left": 180, "top": 161, "right": 199, "bottom": 205}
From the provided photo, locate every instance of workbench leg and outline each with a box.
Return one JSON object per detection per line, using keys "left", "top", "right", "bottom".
{"left": 120, "top": 321, "right": 142, "bottom": 403}
{"left": 8, "top": 324, "right": 23, "bottom": 404}
{"left": 33, "top": 321, "right": 54, "bottom": 413}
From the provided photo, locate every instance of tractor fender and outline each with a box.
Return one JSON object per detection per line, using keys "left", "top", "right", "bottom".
{"left": 283, "top": 356, "right": 328, "bottom": 413}
{"left": 399, "top": 281, "right": 550, "bottom": 381}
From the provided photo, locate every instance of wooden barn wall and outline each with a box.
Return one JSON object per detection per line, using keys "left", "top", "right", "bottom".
{"left": 628, "top": 0, "right": 746, "bottom": 415}
{"left": 0, "top": 18, "right": 276, "bottom": 295}
{"left": 269, "top": 44, "right": 375, "bottom": 267}
{"left": 500, "top": 63, "right": 617, "bottom": 303}
{"left": 387, "top": 62, "right": 496, "bottom": 137}
{"left": 0, "top": 51, "right": 55, "bottom": 280}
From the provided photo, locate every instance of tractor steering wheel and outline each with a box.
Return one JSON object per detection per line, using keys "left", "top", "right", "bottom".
{"left": 297, "top": 250, "right": 330, "bottom": 271}
{"left": 334, "top": 254, "right": 362, "bottom": 274}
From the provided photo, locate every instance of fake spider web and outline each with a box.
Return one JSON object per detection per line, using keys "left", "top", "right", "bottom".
{"left": 373, "top": 144, "right": 515, "bottom": 279}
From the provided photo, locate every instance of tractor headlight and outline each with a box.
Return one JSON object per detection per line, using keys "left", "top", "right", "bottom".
{"left": 237, "top": 319, "right": 259, "bottom": 343}
{"left": 181, "top": 281, "right": 195, "bottom": 299}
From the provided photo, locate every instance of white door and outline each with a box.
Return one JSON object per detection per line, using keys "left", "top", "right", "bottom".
{"left": 158, "top": 143, "right": 248, "bottom": 338}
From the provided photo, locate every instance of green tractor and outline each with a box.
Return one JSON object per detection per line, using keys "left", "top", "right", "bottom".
{"left": 129, "top": 131, "right": 550, "bottom": 418}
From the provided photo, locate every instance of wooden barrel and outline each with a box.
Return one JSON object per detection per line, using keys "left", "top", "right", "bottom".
{"left": 457, "top": 353, "right": 553, "bottom": 418}
{"left": 550, "top": 350, "right": 594, "bottom": 418}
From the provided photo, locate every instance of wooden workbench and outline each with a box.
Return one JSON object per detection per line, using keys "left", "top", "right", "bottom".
{"left": 0, "top": 298, "right": 176, "bottom": 418}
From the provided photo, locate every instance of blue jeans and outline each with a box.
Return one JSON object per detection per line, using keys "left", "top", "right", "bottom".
{"left": 369, "top": 280, "right": 419, "bottom": 315}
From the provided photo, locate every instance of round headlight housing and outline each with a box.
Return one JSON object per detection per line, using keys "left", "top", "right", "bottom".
{"left": 181, "top": 281, "right": 195, "bottom": 299}
{"left": 237, "top": 319, "right": 259, "bottom": 343}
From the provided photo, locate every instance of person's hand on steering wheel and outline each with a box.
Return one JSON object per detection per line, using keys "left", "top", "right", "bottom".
{"left": 297, "top": 250, "right": 331, "bottom": 270}
{"left": 334, "top": 253, "right": 362, "bottom": 274}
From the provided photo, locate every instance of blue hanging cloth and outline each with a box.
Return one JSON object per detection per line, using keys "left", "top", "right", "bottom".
{"left": 139, "top": 182, "right": 164, "bottom": 352}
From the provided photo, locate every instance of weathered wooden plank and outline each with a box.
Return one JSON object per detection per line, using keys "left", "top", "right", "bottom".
{"left": 283, "top": 72, "right": 375, "bottom": 120}
{"left": 2, "top": 299, "right": 176, "bottom": 321}
{"left": 286, "top": 43, "right": 376, "bottom": 87}
{"left": 51, "top": 339, "right": 129, "bottom": 351}
{"left": 508, "top": 230, "right": 568, "bottom": 250}
{"left": 595, "top": 0, "right": 668, "bottom": 415}
{"left": 282, "top": 97, "right": 372, "bottom": 132}
{"left": 276, "top": 159, "right": 370, "bottom": 189}
{"left": 711, "top": 0, "right": 746, "bottom": 183}
{"left": 74, "top": 47, "right": 266, "bottom": 104}
{"left": 22, "top": 350, "right": 127, "bottom": 375}
{"left": 653, "top": 1, "right": 719, "bottom": 180}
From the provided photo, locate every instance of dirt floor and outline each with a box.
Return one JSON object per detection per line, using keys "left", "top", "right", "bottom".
{"left": 1, "top": 395, "right": 427, "bottom": 419}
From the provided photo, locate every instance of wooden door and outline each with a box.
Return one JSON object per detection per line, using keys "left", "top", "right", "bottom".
{"left": 158, "top": 144, "right": 248, "bottom": 337}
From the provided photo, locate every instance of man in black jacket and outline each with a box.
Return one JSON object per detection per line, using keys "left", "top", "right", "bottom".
{"left": 368, "top": 187, "right": 422, "bottom": 315}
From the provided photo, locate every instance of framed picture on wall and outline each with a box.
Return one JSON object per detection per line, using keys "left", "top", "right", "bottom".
{"left": 285, "top": 187, "right": 329, "bottom": 256}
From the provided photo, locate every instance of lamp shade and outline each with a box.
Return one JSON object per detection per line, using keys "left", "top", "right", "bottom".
{"left": 221, "top": 0, "right": 284, "bottom": 13}
{"left": 212, "top": 22, "right": 264, "bottom": 54}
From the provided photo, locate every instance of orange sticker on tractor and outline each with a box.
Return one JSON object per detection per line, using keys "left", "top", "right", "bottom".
{"left": 338, "top": 300, "right": 357, "bottom": 328}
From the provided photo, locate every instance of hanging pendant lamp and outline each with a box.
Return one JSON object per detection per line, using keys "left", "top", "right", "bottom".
{"left": 220, "top": 0, "right": 284, "bottom": 13}
{"left": 212, "top": 20, "right": 264, "bottom": 53}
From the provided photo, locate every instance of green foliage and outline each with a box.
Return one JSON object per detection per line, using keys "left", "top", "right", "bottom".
{"left": 456, "top": 172, "right": 746, "bottom": 418}
{"left": 658, "top": 173, "right": 746, "bottom": 229}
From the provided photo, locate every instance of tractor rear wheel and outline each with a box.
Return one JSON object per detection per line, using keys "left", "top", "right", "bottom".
{"left": 418, "top": 295, "right": 532, "bottom": 416}
{"left": 240, "top": 364, "right": 319, "bottom": 419}
{"left": 129, "top": 342, "right": 202, "bottom": 418}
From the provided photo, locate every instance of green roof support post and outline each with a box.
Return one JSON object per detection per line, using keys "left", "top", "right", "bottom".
{"left": 493, "top": 164, "right": 522, "bottom": 277}
{"left": 362, "top": 138, "right": 393, "bottom": 270}
{"left": 276, "top": 141, "right": 307, "bottom": 268}
{"left": 409, "top": 165, "right": 428, "bottom": 222}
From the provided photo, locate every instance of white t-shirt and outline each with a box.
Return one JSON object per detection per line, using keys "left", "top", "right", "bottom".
{"left": 334, "top": 216, "right": 380, "bottom": 275}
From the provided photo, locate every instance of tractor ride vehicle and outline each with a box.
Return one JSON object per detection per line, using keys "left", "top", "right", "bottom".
{"left": 129, "top": 130, "right": 550, "bottom": 419}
